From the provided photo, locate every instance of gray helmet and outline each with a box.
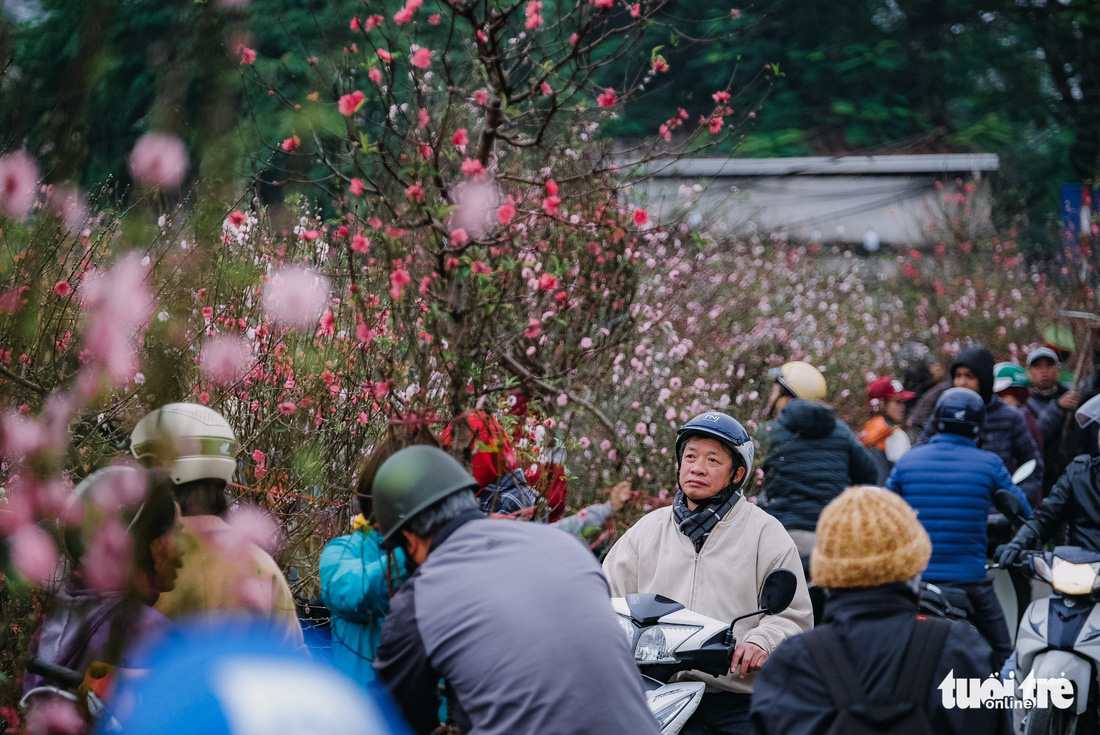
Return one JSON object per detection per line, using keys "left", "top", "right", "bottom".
{"left": 371, "top": 446, "right": 479, "bottom": 546}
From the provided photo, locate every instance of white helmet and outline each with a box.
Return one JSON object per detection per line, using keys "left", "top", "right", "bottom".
{"left": 130, "top": 403, "right": 239, "bottom": 485}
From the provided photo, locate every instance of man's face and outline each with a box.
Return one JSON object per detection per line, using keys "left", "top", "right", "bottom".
{"left": 1028, "top": 358, "right": 1058, "bottom": 391}
{"left": 885, "top": 398, "right": 906, "bottom": 425}
{"left": 678, "top": 437, "right": 738, "bottom": 505}
{"left": 953, "top": 366, "right": 980, "bottom": 393}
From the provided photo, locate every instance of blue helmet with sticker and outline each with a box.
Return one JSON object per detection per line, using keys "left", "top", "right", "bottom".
{"left": 934, "top": 387, "right": 985, "bottom": 439}
{"left": 101, "top": 621, "right": 411, "bottom": 735}
{"left": 675, "top": 411, "right": 755, "bottom": 484}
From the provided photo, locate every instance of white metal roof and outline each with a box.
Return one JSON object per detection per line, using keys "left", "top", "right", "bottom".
{"left": 627, "top": 154, "right": 1000, "bottom": 178}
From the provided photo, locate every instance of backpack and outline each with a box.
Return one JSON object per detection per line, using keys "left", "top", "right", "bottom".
{"left": 803, "top": 616, "right": 952, "bottom": 735}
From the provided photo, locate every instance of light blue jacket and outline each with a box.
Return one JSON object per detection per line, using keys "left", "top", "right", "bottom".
{"left": 319, "top": 527, "right": 406, "bottom": 683}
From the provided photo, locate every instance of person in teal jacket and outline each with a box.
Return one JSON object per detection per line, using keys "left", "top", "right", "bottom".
{"left": 320, "top": 515, "right": 406, "bottom": 684}
{"left": 321, "top": 436, "right": 417, "bottom": 684}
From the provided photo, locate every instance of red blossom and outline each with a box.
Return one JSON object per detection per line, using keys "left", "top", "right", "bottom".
{"left": 632, "top": 208, "right": 649, "bottom": 225}
{"left": 651, "top": 58, "right": 668, "bottom": 73}
{"left": 405, "top": 184, "right": 425, "bottom": 201}
{"left": 630, "top": 3, "right": 641, "bottom": 17}
{"left": 538, "top": 273, "right": 558, "bottom": 290}
{"left": 369, "top": 67, "right": 383, "bottom": 84}
{"left": 317, "top": 309, "right": 336, "bottom": 337}
{"left": 452, "top": 128, "right": 469, "bottom": 146}
{"left": 429, "top": 14, "right": 441, "bottom": 23}
{"left": 545, "top": 179, "right": 559, "bottom": 196}
{"left": 472, "top": 89, "right": 490, "bottom": 105}
{"left": 377, "top": 49, "right": 393, "bottom": 62}
{"left": 596, "top": 88, "right": 617, "bottom": 107}
{"left": 390, "top": 268, "right": 412, "bottom": 300}
{"left": 239, "top": 46, "right": 256, "bottom": 64}
{"left": 278, "top": 401, "right": 297, "bottom": 415}
{"left": 351, "top": 233, "right": 370, "bottom": 252}
{"left": 338, "top": 90, "right": 365, "bottom": 115}
{"left": 542, "top": 195, "right": 561, "bottom": 215}
{"left": 471, "top": 261, "right": 492, "bottom": 275}
{"left": 411, "top": 48, "right": 432, "bottom": 69}
{"left": 497, "top": 198, "right": 516, "bottom": 225}
{"left": 461, "top": 158, "right": 487, "bottom": 178}
{"left": 450, "top": 228, "right": 469, "bottom": 244}
{"left": 524, "top": 318, "right": 541, "bottom": 339}
{"left": 365, "top": 14, "right": 384, "bottom": 30}
{"left": 712, "top": 91, "right": 731, "bottom": 103}
{"left": 53, "top": 281, "right": 72, "bottom": 297}
{"left": 349, "top": 178, "right": 365, "bottom": 195}
{"left": 280, "top": 136, "right": 300, "bottom": 151}
{"left": 394, "top": 7, "right": 413, "bottom": 23}
{"left": 228, "top": 210, "right": 248, "bottom": 227}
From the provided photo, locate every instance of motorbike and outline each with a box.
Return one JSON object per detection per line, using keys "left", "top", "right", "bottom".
{"left": 1010, "top": 546, "right": 1100, "bottom": 735}
{"left": 611, "top": 569, "right": 797, "bottom": 734}
{"left": 19, "top": 657, "right": 120, "bottom": 733}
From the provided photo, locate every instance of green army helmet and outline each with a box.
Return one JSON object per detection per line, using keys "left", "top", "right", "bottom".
{"left": 371, "top": 445, "right": 480, "bottom": 546}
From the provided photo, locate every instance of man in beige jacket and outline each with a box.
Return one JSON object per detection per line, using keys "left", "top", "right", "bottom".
{"left": 603, "top": 411, "right": 812, "bottom": 734}
{"left": 131, "top": 403, "right": 303, "bottom": 647}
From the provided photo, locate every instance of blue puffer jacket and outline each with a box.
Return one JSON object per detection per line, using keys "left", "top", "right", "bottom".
{"left": 760, "top": 399, "right": 879, "bottom": 531}
{"left": 320, "top": 527, "right": 407, "bottom": 684}
{"left": 886, "top": 433, "right": 1032, "bottom": 582}
{"left": 917, "top": 395, "right": 1043, "bottom": 508}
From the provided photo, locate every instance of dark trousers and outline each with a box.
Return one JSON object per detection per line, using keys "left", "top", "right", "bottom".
{"left": 682, "top": 692, "right": 754, "bottom": 735}
{"left": 934, "top": 577, "right": 1013, "bottom": 669}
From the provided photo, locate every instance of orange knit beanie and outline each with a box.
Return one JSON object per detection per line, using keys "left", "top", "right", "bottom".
{"left": 811, "top": 486, "right": 931, "bottom": 588}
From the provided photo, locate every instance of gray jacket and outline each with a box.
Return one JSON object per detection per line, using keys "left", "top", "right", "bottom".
{"left": 374, "top": 512, "right": 661, "bottom": 735}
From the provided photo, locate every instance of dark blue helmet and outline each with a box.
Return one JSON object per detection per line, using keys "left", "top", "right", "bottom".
{"left": 934, "top": 388, "right": 985, "bottom": 439}
{"left": 675, "top": 412, "right": 755, "bottom": 481}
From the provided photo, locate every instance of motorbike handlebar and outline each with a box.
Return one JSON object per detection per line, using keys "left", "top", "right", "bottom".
{"left": 26, "top": 658, "right": 84, "bottom": 689}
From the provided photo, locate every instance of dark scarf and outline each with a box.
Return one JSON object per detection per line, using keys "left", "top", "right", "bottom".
{"left": 673, "top": 485, "right": 741, "bottom": 553}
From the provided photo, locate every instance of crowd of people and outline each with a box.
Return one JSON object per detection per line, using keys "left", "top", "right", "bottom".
{"left": 12, "top": 332, "right": 1100, "bottom": 735}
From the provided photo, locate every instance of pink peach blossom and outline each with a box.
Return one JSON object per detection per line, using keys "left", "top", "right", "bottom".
{"left": 81, "top": 252, "right": 154, "bottom": 384}
{"left": 9, "top": 524, "right": 58, "bottom": 585}
{"left": 0, "top": 150, "right": 39, "bottom": 219}
{"left": 200, "top": 335, "right": 254, "bottom": 386}
{"left": 129, "top": 132, "right": 189, "bottom": 190}
{"left": 262, "top": 265, "right": 332, "bottom": 330}
{"left": 411, "top": 48, "right": 432, "bottom": 69}
{"left": 390, "top": 268, "right": 412, "bottom": 300}
{"left": 339, "top": 90, "right": 365, "bottom": 115}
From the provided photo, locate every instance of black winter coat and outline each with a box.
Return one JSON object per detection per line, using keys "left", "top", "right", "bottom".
{"left": 759, "top": 399, "right": 878, "bottom": 531}
{"left": 751, "top": 584, "right": 1011, "bottom": 735}
{"left": 1013, "top": 454, "right": 1100, "bottom": 553}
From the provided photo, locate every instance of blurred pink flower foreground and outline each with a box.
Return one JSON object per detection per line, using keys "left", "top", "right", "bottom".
{"left": 0, "top": 150, "right": 39, "bottom": 220}
{"left": 262, "top": 265, "right": 332, "bottom": 329}
{"left": 129, "top": 132, "right": 189, "bottom": 190}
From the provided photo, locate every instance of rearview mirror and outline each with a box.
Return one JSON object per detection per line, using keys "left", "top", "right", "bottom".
{"left": 759, "top": 568, "right": 797, "bottom": 616}
{"left": 1011, "top": 459, "right": 1036, "bottom": 486}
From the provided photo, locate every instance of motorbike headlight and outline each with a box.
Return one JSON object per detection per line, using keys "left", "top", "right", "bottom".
{"left": 617, "top": 615, "right": 636, "bottom": 645}
{"left": 635, "top": 624, "right": 702, "bottom": 664}
{"left": 1051, "top": 559, "right": 1100, "bottom": 596}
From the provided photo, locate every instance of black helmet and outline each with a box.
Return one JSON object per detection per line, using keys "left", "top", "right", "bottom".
{"left": 934, "top": 388, "right": 985, "bottom": 439}
{"left": 371, "top": 446, "right": 480, "bottom": 546}
{"left": 675, "top": 412, "right": 755, "bottom": 483}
